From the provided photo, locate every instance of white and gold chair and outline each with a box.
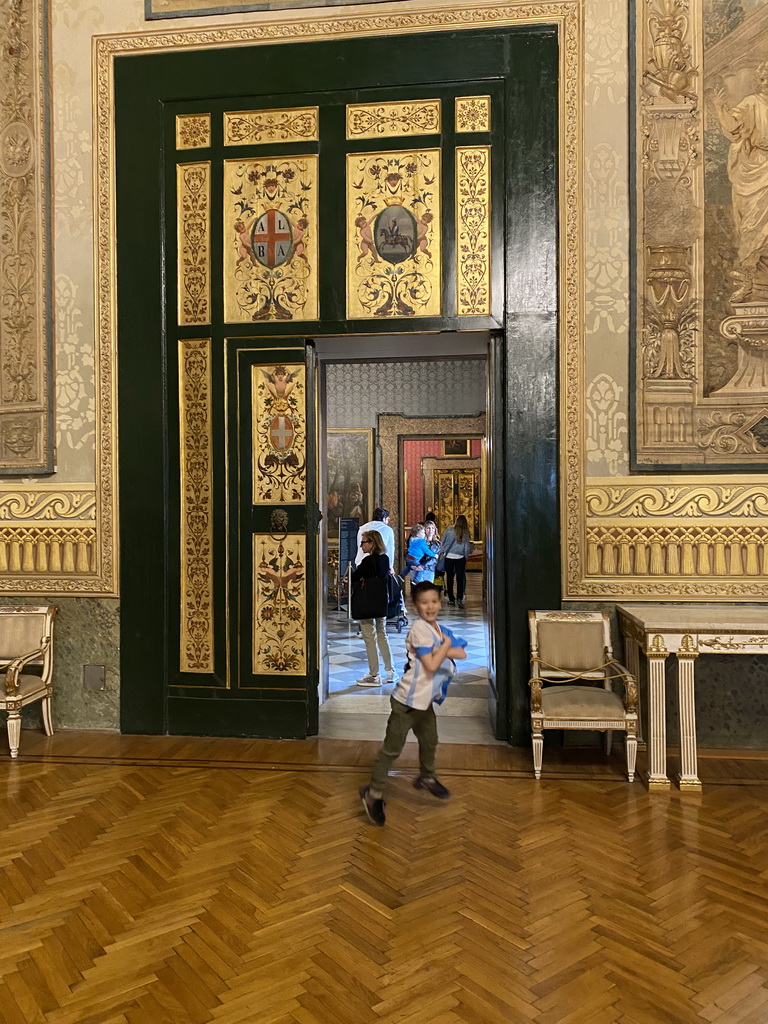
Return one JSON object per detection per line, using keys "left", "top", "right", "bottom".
{"left": 528, "top": 610, "right": 638, "bottom": 781}
{"left": 0, "top": 605, "right": 57, "bottom": 758}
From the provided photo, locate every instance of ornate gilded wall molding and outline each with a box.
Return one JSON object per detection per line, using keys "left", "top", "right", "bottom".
{"left": 177, "top": 162, "right": 211, "bottom": 326}
{"left": 586, "top": 481, "right": 768, "bottom": 518}
{"left": 346, "top": 100, "right": 440, "bottom": 139}
{"left": 0, "top": 488, "right": 96, "bottom": 520}
{"left": 224, "top": 107, "right": 318, "bottom": 145}
{"left": 0, "top": 0, "right": 53, "bottom": 473}
{"left": 253, "top": 534, "right": 306, "bottom": 675}
{"left": 179, "top": 339, "right": 214, "bottom": 673}
{"left": 456, "top": 146, "right": 491, "bottom": 315}
{"left": 95, "top": 1, "right": 581, "bottom": 600}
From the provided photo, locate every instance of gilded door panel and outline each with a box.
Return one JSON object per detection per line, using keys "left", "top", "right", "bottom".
{"left": 251, "top": 363, "right": 306, "bottom": 504}
{"left": 346, "top": 149, "right": 441, "bottom": 319}
{"left": 224, "top": 156, "right": 318, "bottom": 323}
{"left": 253, "top": 533, "right": 306, "bottom": 675}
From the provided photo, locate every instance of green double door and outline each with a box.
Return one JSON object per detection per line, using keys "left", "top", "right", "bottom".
{"left": 116, "top": 27, "right": 560, "bottom": 742}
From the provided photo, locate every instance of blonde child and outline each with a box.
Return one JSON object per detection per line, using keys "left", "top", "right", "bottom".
{"left": 359, "top": 581, "right": 467, "bottom": 826}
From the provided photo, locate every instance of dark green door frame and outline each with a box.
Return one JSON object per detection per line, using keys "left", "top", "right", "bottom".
{"left": 116, "top": 25, "right": 560, "bottom": 744}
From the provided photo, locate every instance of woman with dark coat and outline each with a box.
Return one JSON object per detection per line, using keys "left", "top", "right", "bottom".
{"left": 352, "top": 530, "right": 397, "bottom": 686}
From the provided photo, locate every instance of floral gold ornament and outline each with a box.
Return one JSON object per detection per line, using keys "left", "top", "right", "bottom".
{"left": 456, "top": 146, "right": 491, "bottom": 315}
{"left": 347, "top": 149, "right": 441, "bottom": 319}
{"left": 252, "top": 363, "right": 306, "bottom": 504}
{"left": 224, "top": 107, "right": 318, "bottom": 145}
{"left": 176, "top": 113, "right": 211, "bottom": 149}
{"left": 455, "top": 96, "right": 491, "bottom": 133}
{"left": 177, "top": 162, "right": 210, "bottom": 325}
{"left": 224, "top": 156, "right": 318, "bottom": 322}
{"left": 253, "top": 535, "right": 306, "bottom": 675}
{"left": 179, "top": 339, "right": 214, "bottom": 673}
{"left": 346, "top": 100, "right": 440, "bottom": 139}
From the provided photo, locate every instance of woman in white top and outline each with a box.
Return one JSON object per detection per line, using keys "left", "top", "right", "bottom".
{"left": 437, "top": 514, "right": 473, "bottom": 608}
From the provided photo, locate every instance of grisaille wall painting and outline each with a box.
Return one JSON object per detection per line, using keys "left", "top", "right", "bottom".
{"left": 637, "top": 0, "right": 768, "bottom": 464}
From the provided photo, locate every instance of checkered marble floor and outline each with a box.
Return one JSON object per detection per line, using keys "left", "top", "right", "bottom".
{"left": 322, "top": 574, "right": 491, "bottom": 722}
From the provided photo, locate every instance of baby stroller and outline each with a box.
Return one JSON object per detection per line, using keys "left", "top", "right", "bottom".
{"left": 386, "top": 574, "right": 409, "bottom": 633}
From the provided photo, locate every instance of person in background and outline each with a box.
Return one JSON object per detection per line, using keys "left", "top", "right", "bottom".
{"left": 406, "top": 524, "right": 435, "bottom": 584}
{"left": 423, "top": 519, "right": 441, "bottom": 584}
{"left": 355, "top": 507, "right": 395, "bottom": 569}
{"left": 351, "top": 531, "right": 397, "bottom": 687}
{"left": 438, "top": 514, "right": 473, "bottom": 608}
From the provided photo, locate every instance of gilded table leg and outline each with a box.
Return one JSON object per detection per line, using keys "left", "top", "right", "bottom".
{"left": 676, "top": 647, "right": 701, "bottom": 791}
{"left": 624, "top": 635, "right": 645, "bottom": 749}
{"left": 646, "top": 647, "right": 670, "bottom": 791}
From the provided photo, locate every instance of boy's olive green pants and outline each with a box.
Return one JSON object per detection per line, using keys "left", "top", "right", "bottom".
{"left": 370, "top": 696, "right": 438, "bottom": 795}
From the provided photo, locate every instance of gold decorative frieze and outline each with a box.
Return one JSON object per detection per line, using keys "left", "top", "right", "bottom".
{"left": 0, "top": 527, "right": 97, "bottom": 574}
{"left": 0, "top": 0, "right": 53, "bottom": 472}
{"left": 0, "top": 490, "right": 96, "bottom": 520}
{"left": 346, "top": 100, "right": 440, "bottom": 139}
{"left": 176, "top": 114, "right": 210, "bottom": 149}
{"left": 179, "top": 339, "right": 214, "bottom": 674}
{"left": 224, "top": 156, "right": 318, "bottom": 322}
{"left": 252, "top": 364, "right": 306, "bottom": 505}
{"left": 699, "top": 635, "right": 768, "bottom": 651}
{"left": 455, "top": 96, "right": 491, "bottom": 133}
{"left": 224, "top": 107, "right": 319, "bottom": 145}
{"left": 177, "top": 162, "right": 210, "bottom": 325}
{"left": 586, "top": 483, "right": 768, "bottom": 518}
{"left": 456, "top": 146, "right": 491, "bottom": 316}
{"left": 347, "top": 149, "right": 441, "bottom": 319}
{"left": 253, "top": 534, "right": 306, "bottom": 675}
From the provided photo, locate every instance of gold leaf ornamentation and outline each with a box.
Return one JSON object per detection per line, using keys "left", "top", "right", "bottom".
{"left": 224, "top": 107, "right": 318, "bottom": 145}
{"left": 224, "top": 156, "right": 318, "bottom": 323}
{"left": 456, "top": 96, "right": 491, "bottom": 133}
{"left": 176, "top": 114, "right": 211, "bottom": 149}
{"left": 346, "top": 100, "right": 440, "bottom": 139}
{"left": 252, "top": 364, "right": 306, "bottom": 505}
{"left": 177, "top": 162, "right": 210, "bottom": 325}
{"left": 456, "top": 146, "right": 491, "bottom": 315}
{"left": 253, "top": 534, "right": 306, "bottom": 675}
{"left": 179, "top": 339, "right": 214, "bottom": 673}
{"left": 347, "top": 149, "right": 441, "bottom": 319}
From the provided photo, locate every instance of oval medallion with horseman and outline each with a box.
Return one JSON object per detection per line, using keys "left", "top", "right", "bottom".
{"left": 374, "top": 205, "right": 416, "bottom": 264}
{"left": 252, "top": 209, "right": 294, "bottom": 268}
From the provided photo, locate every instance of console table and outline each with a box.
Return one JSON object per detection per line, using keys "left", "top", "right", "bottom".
{"left": 616, "top": 605, "right": 768, "bottom": 792}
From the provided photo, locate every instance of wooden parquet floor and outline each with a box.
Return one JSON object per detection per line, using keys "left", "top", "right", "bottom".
{"left": 2, "top": 737, "right": 768, "bottom": 1023}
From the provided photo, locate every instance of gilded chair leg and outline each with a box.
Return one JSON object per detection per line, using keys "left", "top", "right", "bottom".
{"left": 7, "top": 712, "right": 21, "bottom": 758}
{"left": 626, "top": 733, "right": 638, "bottom": 783}
{"left": 604, "top": 729, "right": 613, "bottom": 756}
{"left": 42, "top": 696, "right": 53, "bottom": 737}
{"left": 532, "top": 730, "right": 543, "bottom": 779}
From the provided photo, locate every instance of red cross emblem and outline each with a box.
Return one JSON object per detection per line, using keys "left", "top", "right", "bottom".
{"left": 269, "top": 415, "right": 294, "bottom": 451}
{"left": 252, "top": 210, "right": 293, "bottom": 268}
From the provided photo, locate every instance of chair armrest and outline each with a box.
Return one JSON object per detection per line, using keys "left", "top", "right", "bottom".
{"left": 529, "top": 676, "right": 543, "bottom": 714}
{"left": 606, "top": 659, "right": 638, "bottom": 714}
{"left": 4, "top": 636, "right": 51, "bottom": 696}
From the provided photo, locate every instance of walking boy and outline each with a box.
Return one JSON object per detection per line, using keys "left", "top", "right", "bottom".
{"left": 359, "top": 581, "right": 467, "bottom": 826}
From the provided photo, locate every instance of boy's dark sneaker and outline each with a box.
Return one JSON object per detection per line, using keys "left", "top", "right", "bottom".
{"left": 359, "top": 785, "right": 386, "bottom": 826}
{"left": 414, "top": 776, "right": 451, "bottom": 799}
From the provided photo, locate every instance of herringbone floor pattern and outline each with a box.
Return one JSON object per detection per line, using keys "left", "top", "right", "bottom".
{"left": 1, "top": 751, "right": 768, "bottom": 1023}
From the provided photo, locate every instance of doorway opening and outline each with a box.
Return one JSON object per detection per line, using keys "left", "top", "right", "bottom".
{"left": 314, "top": 332, "right": 502, "bottom": 745}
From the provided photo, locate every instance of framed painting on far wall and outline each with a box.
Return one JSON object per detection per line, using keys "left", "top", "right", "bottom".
{"left": 326, "top": 428, "right": 374, "bottom": 537}
{"left": 443, "top": 438, "right": 470, "bottom": 457}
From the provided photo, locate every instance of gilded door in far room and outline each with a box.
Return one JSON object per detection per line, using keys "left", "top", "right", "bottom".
{"left": 434, "top": 468, "right": 482, "bottom": 545}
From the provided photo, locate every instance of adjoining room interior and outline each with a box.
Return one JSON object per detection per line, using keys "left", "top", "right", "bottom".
{"left": 314, "top": 333, "right": 503, "bottom": 743}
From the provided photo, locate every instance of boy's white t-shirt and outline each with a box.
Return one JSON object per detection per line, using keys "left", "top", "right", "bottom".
{"left": 393, "top": 618, "right": 465, "bottom": 710}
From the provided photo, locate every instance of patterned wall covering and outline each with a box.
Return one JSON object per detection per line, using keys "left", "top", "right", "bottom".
{"left": 403, "top": 438, "right": 482, "bottom": 524}
{"left": 324, "top": 359, "right": 486, "bottom": 430}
